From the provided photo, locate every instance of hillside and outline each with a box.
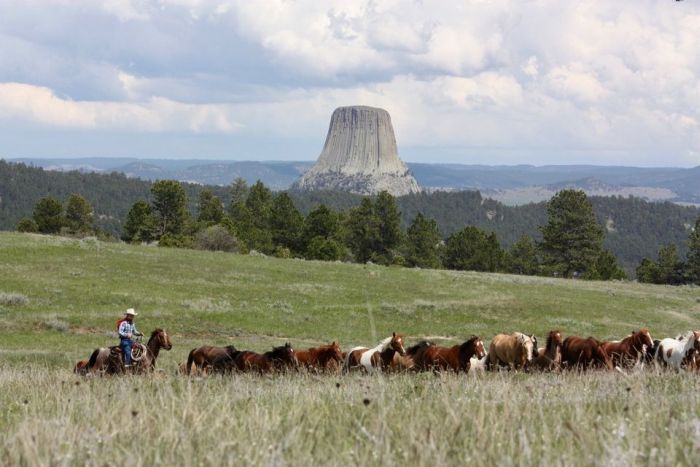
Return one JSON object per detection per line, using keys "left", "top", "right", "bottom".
{"left": 1, "top": 160, "right": 698, "bottom": 272}
{"left": 1, "top": 232, "right": 698, "bottom": 368}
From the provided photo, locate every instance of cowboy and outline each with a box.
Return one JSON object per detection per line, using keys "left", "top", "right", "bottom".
{"left": 118, "top": 308, "right": 143, "bottom": 368}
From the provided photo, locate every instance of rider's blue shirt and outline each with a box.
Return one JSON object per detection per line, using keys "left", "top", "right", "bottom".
{"left": 118, "top": 320, "right": 139, "bottom": 340}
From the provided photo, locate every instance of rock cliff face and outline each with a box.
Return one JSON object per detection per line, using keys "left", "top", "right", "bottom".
{"left": 292, "top": 106, "right": 421, "bottom": 196}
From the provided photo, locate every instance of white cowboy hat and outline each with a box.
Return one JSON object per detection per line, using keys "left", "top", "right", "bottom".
{"left": 125, "top": 308, "right": 138, "bottom": 316}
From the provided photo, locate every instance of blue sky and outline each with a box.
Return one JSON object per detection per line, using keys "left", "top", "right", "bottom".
{"left": 1, "top": 0, "right": 699, "bottom": 167}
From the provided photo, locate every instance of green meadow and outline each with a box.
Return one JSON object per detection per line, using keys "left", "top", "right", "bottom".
{"left": 1, "top": 232, "right": 700, "bottom": 465}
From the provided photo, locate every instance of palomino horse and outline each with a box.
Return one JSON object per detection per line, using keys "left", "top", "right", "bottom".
{"left": 413, "top": 336, "right": 486, "bottom": 373}
{"left": 185, "top": 345, "right": 239, "bottom": 375}
{"left": 295, "top": 342, "right": 344, "bottom": 372}
{"left": 486, "top": 332, "right": 536, "bottom": 370}
{"left": 233, "top": 343, "right": 297, "bottom": 373}
{"left": 531, "top": 330, "right": 563, "bottom": 371}
{"left": 655, "top": 331, "right": 700, "bottom": 370}
{"left": 561, "top": 336, "right": 612, "bottom": 370}
{"left": 86, "top": 328, "right": 172, "bottom": 375}
{"left": 601, "top": 328, "right": 654, "bottom": 368}
{"left": 344, "top": 333, "right": 406, "bottom": 372}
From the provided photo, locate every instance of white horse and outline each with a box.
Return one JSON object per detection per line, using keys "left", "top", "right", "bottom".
{"left": 344, "top": 333, "right": 406, "bottom": 372}
{"left": 655, "top": 330, "right": 700, "bottom": 370}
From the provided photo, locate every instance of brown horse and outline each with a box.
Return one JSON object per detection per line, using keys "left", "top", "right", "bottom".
{"left": 73, "top": 359, "right": 89, "bottom": 375}
{"left": 86, "top": 328, "right": 172, "bottom": 375}
{"left": 295, "top": 342, "right": 344, "bottom": 372}
{"left": 531, "top": 330, "right": 563, "bottom": 371}
{"left": 601, "top": 328, "right": 654, "bottom": 368}
{"left": 414, "top": 336, "right": 486, "bottom": 373}
{"left": 344, "top": 333, "right": 406, "bottom": 372}
{"left": 233, "top": 343, "right": 297, "bottom": 373}
{"left": 561, "top": 336, "right": 613, "bottom": 370}
{"left": 390, "top": 340, "right": 433, "bottom": 371}
{"left": 186, "top": 345, "right": 239, "bottom": 375}
{"left": 207, "top": 345, "right": 242, "bottom": 374}
{"left": 486, "top": 332, "right": 536, "bottom": 370}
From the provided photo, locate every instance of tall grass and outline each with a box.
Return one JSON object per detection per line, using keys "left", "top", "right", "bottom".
{"left": 1, "top": 367, "right": 699, "bottom": 466}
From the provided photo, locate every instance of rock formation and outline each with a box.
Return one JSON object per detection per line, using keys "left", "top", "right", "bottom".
{"left": 292, "top": 106, "right": 421, "bottom": 196}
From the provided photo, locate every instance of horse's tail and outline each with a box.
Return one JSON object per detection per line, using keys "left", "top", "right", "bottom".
{"left": 186, "top": 348, "right": 196, "bottom": 375}
{"left": 87, "top": 348, "right": 101, "bottom": 371}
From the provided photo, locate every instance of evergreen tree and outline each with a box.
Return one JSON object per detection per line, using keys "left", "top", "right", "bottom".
{"left": 228, "top": 177, "right": 249, "bottom": 215}
{"left": 589, "top": 250, "right": 627, "bottom": 280}
{"left": 306, "top": 237, "right": 345, "bottom": 261}
{"left": 197, "top": 190, "right": 225, "bottom": 225}
{"left": 374, "top": 191, "right": 402, "bottom": 262}
{"left": 32, "top": 197, "right": 64, "bottom": 234}
{"left": 636, "top": 258, "right": 658, "bottom": 283}
{"left": 122, "top": 201, "right": 156, "bottom": 243}
{"left": 505, "top": 235, "right": 539, "bottom": 275}
{"left": 405, "top": 213, "right": 441, "bottom": 269}
{"left": 344, "top": 197, "right": 380, "bottom": 263}
{"left": 270, "top": 192, "right": 304, "bottom": 252}
{"left": 443, "top": 226, "right": 503, "bottom": 272}
{"left": 687, "top": 217, "right": 700, "bottom": 285}
{"left": 539, "top": 190, "right": 604, "bottom": 277}
{"left": 64, "top": 194, "right": 94, "bottom": 234}
{"left": 302, "top": 204, "right": 339, "bottom": 247}
{"left": 240, "top": 180, "right": 274, "bottom": 253}
{"left": 151, "top": 180, "right": 189, "bottom": 237}
{"left": 16, "top": 218, "right": 38, "bottom": 233}
{"left": 655, "top": 244, "right": 685, "bottom": 285}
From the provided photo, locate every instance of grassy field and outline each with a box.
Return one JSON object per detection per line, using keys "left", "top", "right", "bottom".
{"left": 1, "top": 231, "right": 700, "bottom": 465}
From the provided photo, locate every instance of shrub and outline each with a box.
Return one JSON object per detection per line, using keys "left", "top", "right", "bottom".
{"left": 158, "top": 234, "right": 194, "bottom": 249}
{"left": 194, "top": 225, "right": 239, "bottom": 252}
{"left": 0, "top": 292, "right": 29, "bottom": 306}
{"left": 16, "top": 218, "right": 38, "bottom": 233}
{"left": 306, "top": 237, "right": 344, "bottom": 261}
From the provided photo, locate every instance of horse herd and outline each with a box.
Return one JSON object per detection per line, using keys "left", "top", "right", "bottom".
{"left": 74, "top": 327, "right": 700, "bottom": 377}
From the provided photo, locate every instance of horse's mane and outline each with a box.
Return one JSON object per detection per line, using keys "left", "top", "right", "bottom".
{"left": 545, "top": 331, "right": 560, "bottom": 350}
{"left": 406, "top": 340, "right": 432, "bottom": 355}
{"left": 267, "top": 343, "right": 293, "bottom": 360}
{"left": 459, "top": 336, "right": 480, "bottom": 354}
{"left": 375, "top": 335, "right": 395, "bottom": 352}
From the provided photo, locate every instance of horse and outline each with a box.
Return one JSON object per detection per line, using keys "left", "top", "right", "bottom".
{"left": 601, "top": 329, "right": 654, "bottom": 368}
{"left": 185, "top": 345, "right": 239, "bottom": 375}
{"left": 233, "top": 343, "right": 297, "bottom": 373}
{"left": 207, "top": 345, "right": 242, "bottom": 374}
{"left": 86, "top": 328, "right": 172, "bottom": 375}
{"left": 561, "top": 336, "right": 613, "bottom": 370}
{"left": 643, "top": 339, "right": 661, "bottom": 366}
{"left": 73, "top": 359, "right": 89, "bottom": 375}
{"left": 344, "top": 333, "right": 406, "bottom": 372}
{"left": 295, "top": 342, "right": 344, "bottom": 372}
{"left": 530, "top": 330, "right": 563, "bottom": 371}
{"left": 390, "top": 340, "right": 433, "bottom": 371}
{"left": 655, "top": 331, "right": 700, "bottom": 370}
{"left": 486, "top": 332, "right": 536, "bottom": 370}
{"left": 414, "top": 336, "right": 486, "bottom": 373}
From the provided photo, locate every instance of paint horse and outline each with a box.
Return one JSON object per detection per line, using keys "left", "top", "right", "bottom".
{"left": 413, "top": 336, "right": 486, "bottom": 373}
{"left": 295, "top": 342, "right": 344, "bottom": 372}
{"left": 185, "top": 345, "right": 239, "bottom": 375}
{"left": 655, "top": 330, "right": 700, "bottom": 370}
{"left": 530, "top": 330, "right": 563, "bottom": 371}
{"left": 233, "top": 343, "right": 297, "bottom": 373}
{"left": 561, "top": 336, "right": 612, "bottom": 370}
{"left": 344, "top": 333, "right": 406, "bottom": 372}
{"left": 601, "top": 328, "right": 654, "bottom": 368}
{"left": 486, "top": 332, "right": 536, "bottom": 370}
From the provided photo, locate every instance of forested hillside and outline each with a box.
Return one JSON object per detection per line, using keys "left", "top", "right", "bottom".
{"left": 1, "top": 160, "right": 697, "bottom": 271}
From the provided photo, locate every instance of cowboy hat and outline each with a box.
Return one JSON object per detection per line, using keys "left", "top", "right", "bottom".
{"left": 125, "top": 308, "right": 138, "bottom": 316}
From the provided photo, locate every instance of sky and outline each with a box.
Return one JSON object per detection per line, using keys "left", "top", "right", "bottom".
{"left": 1, "top": 0, "right": 699, "bottom": 167}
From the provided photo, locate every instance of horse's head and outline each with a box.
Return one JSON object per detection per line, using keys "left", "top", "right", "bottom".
{"left": 637, "top": 328, "right": 654, "bottom": 350}
{"left": 472, "top": 336, "right": 486, "bottom": 360}
{"left": 390, "top": 332, "right": 406, "bottom": 357}
{"left": 517, "top": 333, "right": 535, "bottom": 362}
{"left": 226, "top": 345, "right": 239, "bottom": 356}
{"left": 326, "top": 341, "right": 344, "bottom": 363}
{"left": 151, "top": 329, "right": 172, "bottom": 351}
{"left": 270, "top": 342, "right": 296, "bottom": 367}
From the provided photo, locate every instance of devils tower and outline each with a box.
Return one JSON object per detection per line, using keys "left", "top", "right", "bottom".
{"left": 292, "top": 106, "right": 421, "bottom": 196}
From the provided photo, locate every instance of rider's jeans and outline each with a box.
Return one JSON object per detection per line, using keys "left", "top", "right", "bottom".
{"left": 121, "top": 339, "right": 133, "bottom": 365}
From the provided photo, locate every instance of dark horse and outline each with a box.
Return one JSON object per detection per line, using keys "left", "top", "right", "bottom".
{"left": 531, "top": 330, "right": 563, "bottom": 371}
{"left": 185, "top": 345, "right": 239, "bottom": 375}
{"left": 295, "top": 342, "right": 344, "bottom": 372}
{"left": 207, "top": 345, "right": 242, "bottom": 374}
{"left": 413, "top": 336, "right": 486, "bottom": 373}
{"left": 561, "top": 336, "right": 613, "bottom": 370}
{"left": 601, "top": 328, "right": 654, "bottom": 368}
{"left": 233, "top": 343, "right": 297, "bottom": 373}
{"left": 87, "top": 328, "right": 172, "bottom": 375}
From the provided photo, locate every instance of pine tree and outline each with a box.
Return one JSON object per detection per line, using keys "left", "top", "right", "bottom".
{"left": 655, "top": 244, "right": 684, "bottom": 285}
{"left": 540, "top": 190, "right": 604, "bottom": 277}
{"left": 270, "top": 192, "right": 304, "bottom": 253}
{"left": 687, "top": 217, "right": 700, "bottom": 285}
{"left": 197, "top": 190, "right": 225, "bottom": 225}
{"left": 302, "top": 204, "right": 339, "bottom": 247}
{"left": 374, "top": 191, "right": 402, "bottom": 262}
{"left": 590, "top": 250, "right": 627, "bottom": 280}
{"left": 32, "top": 197, "right": 64, "bottom": 234}
{"left": 241, "top": 180, "right": 274, "bottom": 253}
{"left": 151, "top": 180, "right": 189, "bottom": 237}
{"left": 122, "top": 201, "right": 155, "bottom": 243}
{"left": 443, "top": 226, "right": 503, "bottom": 272}
{"left": 228, "top": 177, "right": 249, "bottom": 215}
{"left": 505, "top": 235, "right": 539, "bottom": 275}
{"left": 64, "top": 194, "right": 94, "bottom": 234}
{"left": 636, "top": 258, "right": 658, "bottom": 283}
{"left": 344, "top": 197, "right": 380, "bottom": 263}
{"left": 404, "top": 213, "right": 441, "bottom": 269}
